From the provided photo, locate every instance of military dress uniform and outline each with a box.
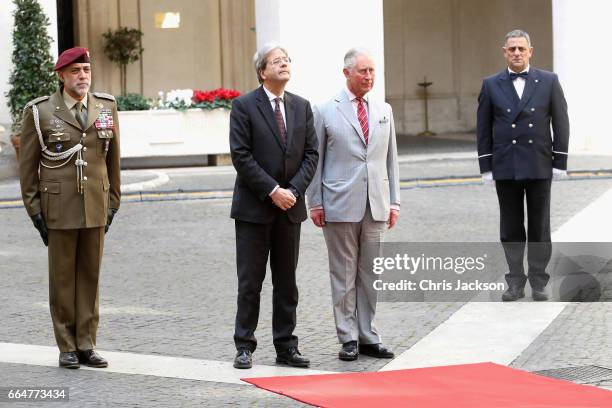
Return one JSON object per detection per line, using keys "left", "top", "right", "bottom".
{"left": 19, "top": 58, "right": 120, "bottom": 358}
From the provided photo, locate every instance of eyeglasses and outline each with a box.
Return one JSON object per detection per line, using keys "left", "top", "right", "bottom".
{"left": 269, "top": 57, "right": 291, "bottom": 66}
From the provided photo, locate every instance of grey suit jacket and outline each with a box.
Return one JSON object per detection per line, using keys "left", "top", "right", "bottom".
{"left": 306, "top": 89, "right": 400, "bottom": 222}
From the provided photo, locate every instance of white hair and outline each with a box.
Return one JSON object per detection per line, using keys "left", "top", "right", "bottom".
{"left": 343, "top": 47, "right": 373, "bottom": 71}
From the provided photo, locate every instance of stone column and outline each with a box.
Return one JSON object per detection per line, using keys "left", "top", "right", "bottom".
{"left": 255, "top": 0, "right": 385, "bottom": 104}
{"left": 553, "top": 0, "right": 612, "bottom": 153}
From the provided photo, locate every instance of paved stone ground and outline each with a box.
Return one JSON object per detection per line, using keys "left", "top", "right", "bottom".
{"left": 512, "top": 302, "right": 612, "bottom": 391}
{"left": 1, "top": 160, "right": 611, "bottom": 405}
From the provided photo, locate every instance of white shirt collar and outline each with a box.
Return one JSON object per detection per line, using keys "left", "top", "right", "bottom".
{"left": 263, "top": 85, "right": 284, "bottom": 102}
{"left": 508, "top": 65, "right": 530, "bottom": 75}
{"left": 345, "top": 85, "right": 369, "bottom": 103}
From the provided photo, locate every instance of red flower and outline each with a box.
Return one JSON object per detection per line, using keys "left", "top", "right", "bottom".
{"left": 192, "top": 88, "right": 241, "bottom": 105}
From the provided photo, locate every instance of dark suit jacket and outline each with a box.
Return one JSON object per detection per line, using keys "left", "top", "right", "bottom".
{"left": 477, "top": 68, "right": 569, "bottom": 180}
{"left": 230, "top": 86, "right": 319, "bottom": 224}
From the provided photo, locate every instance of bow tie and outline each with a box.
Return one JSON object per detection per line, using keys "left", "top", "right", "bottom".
{"left": 509, "top": 71, "right": 529, "bottom": 80}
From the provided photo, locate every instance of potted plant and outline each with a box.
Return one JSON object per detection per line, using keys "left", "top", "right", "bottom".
{"left": 102, "top": 27, "right": 144, "bottom": 96}
{"left": 6, "top": 0, "right": 57, "bottom": 158}
{"left": 118, "top": 88, "right": 240, "bottom": 159}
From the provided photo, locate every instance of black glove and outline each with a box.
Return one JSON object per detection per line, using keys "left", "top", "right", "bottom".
{"left": 105, "top": 208, "right": 118, "bottom": 234}
{"left": 30, "top": 213, "right": 48, "bottom": 247}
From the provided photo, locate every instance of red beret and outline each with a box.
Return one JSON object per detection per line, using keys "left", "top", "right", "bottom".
{"left": 54, "top": 47, "right": 91, "bottom": 71}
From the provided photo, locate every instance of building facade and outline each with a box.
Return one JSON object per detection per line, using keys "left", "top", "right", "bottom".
{"left": 1, "top": 0, "right": 610, "bottom": 153}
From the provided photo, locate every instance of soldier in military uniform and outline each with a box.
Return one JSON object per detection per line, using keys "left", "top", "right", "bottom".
{"left": 19, "top": 47, "right": 120, "bottom": 368}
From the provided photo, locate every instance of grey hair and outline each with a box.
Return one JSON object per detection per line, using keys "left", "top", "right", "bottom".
{"left": 253, "top": 42, "right": 289, "bottom": 84}
{"left": 504, "top": 29, "right": 531, "bottom": 47}
{"left": 343, "top": 47, "right": 373, "bottom": 71}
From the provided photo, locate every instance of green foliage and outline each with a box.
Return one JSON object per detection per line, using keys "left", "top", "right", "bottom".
{"left": 102, "top": 27, "right": 144, "bottom": 95}
{"left": 6, "top": 0, "right": 57, "bottom": 132}
{"left": 116, "top": 93, "right": 152, "bottom": 111}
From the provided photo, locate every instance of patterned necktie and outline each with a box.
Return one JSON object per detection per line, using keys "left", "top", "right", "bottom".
{"left": 274, "top": 97, "right": 287, "bottom": 146}
{"left": 356, "top": 97, "right": 369, "bottom": 145}
{"left": 75, "top": 102, "right": 87, "bottom": 129}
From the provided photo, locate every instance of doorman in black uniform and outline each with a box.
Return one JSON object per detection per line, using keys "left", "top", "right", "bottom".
{"left": 477, "top": 29, "right": 569, "bottom": 301}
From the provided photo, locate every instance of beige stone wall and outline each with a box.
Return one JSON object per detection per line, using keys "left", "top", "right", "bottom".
{"left": 75, "top": 0, "right": 257, "bottom": 98}
{"left": 384, "top": 0, "right": 553, "bottom": 135}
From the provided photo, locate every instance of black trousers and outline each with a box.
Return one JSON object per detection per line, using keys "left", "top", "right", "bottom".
{"left": 234, "top": 214, "right": 300, "bottom": 353}
{"left": 495, "top": 179, "right": 552, "bottom": 290}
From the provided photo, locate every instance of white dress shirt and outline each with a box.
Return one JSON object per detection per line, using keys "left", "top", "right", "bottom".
{"left": 344, "top": 85, "right": 369, "bottom": 116}
{"left": 263, "top": 85, "right": 286, "bottom": 127}
{"left": 508, "top": 65, "right": 529, "bottom": 99}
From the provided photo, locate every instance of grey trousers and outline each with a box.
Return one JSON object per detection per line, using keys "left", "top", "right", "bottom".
{"left": 322, "top": 204, "right": 387, "bottom": 344}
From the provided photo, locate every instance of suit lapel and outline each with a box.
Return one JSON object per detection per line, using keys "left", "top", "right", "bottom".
{"left": 366, "top": 98, "right": 380, "bottom": 149}
{"left": 516, "top": 69, "right": 538, "bottom": 114}
{"left": 284, "top": 92, "right": 295, "bottom": 151}
{"left": 50, "top": 90, "right": 81, "bottom": 130}
{"left": 255, "top": 86, "right": 284, "bottom": 150}
{"left": 336, "top": 91, "right": 366, "bottom": 146}
{"left": 497, "top": 71, "right": 520, "bottom": 108}
{"left": 86, "top": 93, "right": 102, "bottom": 130}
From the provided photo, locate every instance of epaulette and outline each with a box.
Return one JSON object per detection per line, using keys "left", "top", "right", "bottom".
{"left": 23, "top": 95, "right": 50, "bottom": 111}
{"left": 92, "top": 92, "right": 116, "bottom": 101}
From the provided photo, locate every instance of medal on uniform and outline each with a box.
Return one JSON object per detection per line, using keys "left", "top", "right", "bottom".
{"left": 56, "top": 144, "right": 63, "bottom": 152}
{"left": 95, "top": 109, "right": 114, "bottom": 130}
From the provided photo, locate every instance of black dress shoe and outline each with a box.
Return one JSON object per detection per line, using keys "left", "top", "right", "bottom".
{"left": 233, "top": 348, "right": 252, "bottom": 369}
{"left": 276, "top": 347, "right": 310, "bottom": 368}
{"left": 358, "top": 343, "right": 395, "bottom": 359}
{"left": 78, "top": 349, "right": 108, "bottom": 368}
{"left": 532, "top": 289, "right": 549, "bottom": 301}
{"left": 59, "top": 351, "right": 80, "bottom": 369}
{"left": 339, "top": 341, "right": 359, "bottom": 361}
{"left": 502, "top": 287, "right": 525, "bottom": 302}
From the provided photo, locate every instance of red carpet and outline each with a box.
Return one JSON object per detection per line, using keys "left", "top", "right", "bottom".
{"left": 243, "top": 362, "right": 612, "bottom": 407}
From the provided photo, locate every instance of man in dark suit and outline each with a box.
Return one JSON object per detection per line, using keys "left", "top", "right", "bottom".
{"left": 230, "top": 43, "right": 318, "bottom": 369}
{"left": 477, "top": 29, "right": 569, "bottom": 302}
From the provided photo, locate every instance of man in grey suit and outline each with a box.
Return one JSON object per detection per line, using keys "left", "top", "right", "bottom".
{"left": 306, "top": 47, "right": 400, "bottom": 361}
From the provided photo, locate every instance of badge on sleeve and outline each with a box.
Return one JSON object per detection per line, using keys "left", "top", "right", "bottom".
{"left": 94, "top": 109, "right": 114, "bottom": 130}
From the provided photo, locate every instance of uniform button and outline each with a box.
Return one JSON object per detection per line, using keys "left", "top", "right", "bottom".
{"left": 511, "top": 124, "right": 516, "bottom": 128}
{"left": 82, "top": 133, "right": 86, "bottom": 137}
{"left": 507, "top": 108, "right": 511, "bottom": 112}
{"left": 44, "top": 187, "right": 48, "bottom": 192}
{"left": 529, "top": 123, "right": 533, "bottom": 128}
{"left": 83, "top": 176, "right": 88, "bottom": 181}
{"left": 512, "top": 140, "right": 517, "bottom": 144}
{"left": 83, "top": 147, "right": 88, "bottom": 152}
{"left": 531, "top": 108, "right": 535, "bottom": 112}
{"left": 529, "top": 140, "right": 533, "bottom": 144}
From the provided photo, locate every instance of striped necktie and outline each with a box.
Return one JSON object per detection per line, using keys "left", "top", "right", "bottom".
{"left": 356, "top": 97, "right": 369, "bottom": 145}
